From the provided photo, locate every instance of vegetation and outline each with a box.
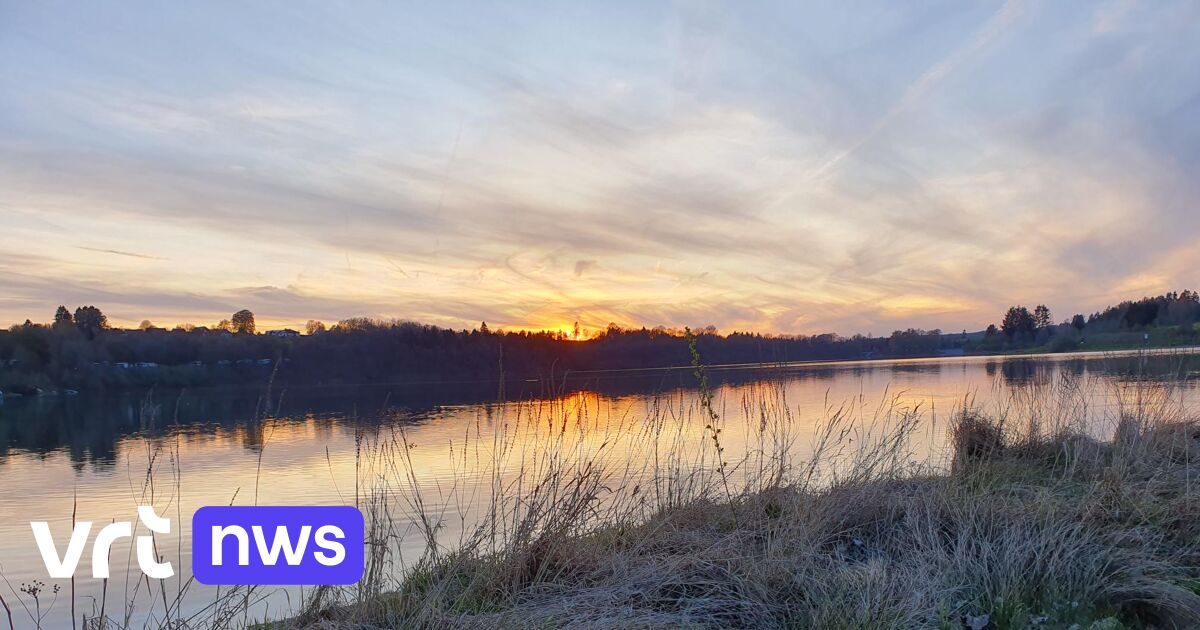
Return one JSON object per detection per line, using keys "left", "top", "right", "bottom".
{"left": 968, "top": 291, "right": 1200, "bottom": 355}
{"left": 245, "top": 374, "right": 1200, "bottom": 629}
{"left": 0, "top": 309, "right": 942, "bottom": 394}
{"left": 2, "top": 290, "right": 1199, "bottom": 394}
{"left": 6, "top": 327, "right": 1199, "bottom": 628}
{"left": 231, "top": 309, "right": 256, "bottom": 335}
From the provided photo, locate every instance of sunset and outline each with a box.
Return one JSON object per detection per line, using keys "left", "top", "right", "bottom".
{"left": 5, "top": 2, "right": 1198, "bottom": 335}
{"left": 4, "top": 3, "right": 1200, "bottom": 629}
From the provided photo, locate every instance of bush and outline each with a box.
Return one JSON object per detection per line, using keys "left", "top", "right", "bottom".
{"left": 1047, "top": 332, "right": 1081, "bottom": 352}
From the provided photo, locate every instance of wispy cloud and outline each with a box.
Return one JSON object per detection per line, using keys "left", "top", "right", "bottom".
{"left": 1, "top": 1, "right": 1198, "bottom": 334}
{"left": 76, "top": 246, "right": 165, "bottom": 260}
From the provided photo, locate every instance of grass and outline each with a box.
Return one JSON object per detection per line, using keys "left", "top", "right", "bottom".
{"left": 14, "top": 361, "right": 1197, "bottom": 629}
{"left": 1020, "top": 326, "right": 1200, "bottom": 355}
{"left": 254, "top": 372, "right": 1200, "bottom": 630}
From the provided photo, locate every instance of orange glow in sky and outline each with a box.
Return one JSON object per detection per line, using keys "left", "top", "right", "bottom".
{"left": 2, "top": 3, "right": 1198, "bottom": 336}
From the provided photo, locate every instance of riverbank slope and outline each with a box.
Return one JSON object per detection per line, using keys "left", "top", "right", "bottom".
{"left": 276, "top": 407, "right": 1200, "bottom": 629}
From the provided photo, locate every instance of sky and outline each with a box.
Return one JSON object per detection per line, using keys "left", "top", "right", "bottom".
{"left": 1, "top": 1, "right": 1198, "bottom": 336}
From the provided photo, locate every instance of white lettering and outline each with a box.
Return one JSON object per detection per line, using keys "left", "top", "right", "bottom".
{"left": 30, "top": 521, "right": 92, "bottom": 579}
{"left": 313, "top": 525, "right": 346, "bottom": 566}
{"left": 212, "top": 525, "right": 250, "bottom": 566}
{"left": 252, "top": 525, "right": 311, "bottom": 566}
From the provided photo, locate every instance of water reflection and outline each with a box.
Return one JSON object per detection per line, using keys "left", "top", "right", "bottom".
{"left": 0, "top": 349, "right": 1198, "bottom": 628}
{"left": 3, "top": 351, "right": 1198, "bottom": 468}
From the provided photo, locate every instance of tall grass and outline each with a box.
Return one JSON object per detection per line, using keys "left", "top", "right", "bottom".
{"left": 10, "top": 363, "right": 1199, "bottom": 628}
{"left": 272, "top": 370, "right": 1200, "bottom": 629}
{"left": 1, "top": 392, "right": 282, "bottom": 630}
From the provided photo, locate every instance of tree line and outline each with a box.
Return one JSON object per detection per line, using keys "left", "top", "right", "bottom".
{"left": 2, "top": 291, "right": 1196, "bottom": 393}
{"left": 0, "top": 307, "right": 952, "bottom": 393}
{"left": 971, "top": 291, "right": 1199, "bottom": 353}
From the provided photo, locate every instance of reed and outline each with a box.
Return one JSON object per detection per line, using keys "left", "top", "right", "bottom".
{"left": 268, "top": 374, "right": 1200, "bottom": 629}
{"left": 11, "top": 370, "right": 1199, "bottom": 628}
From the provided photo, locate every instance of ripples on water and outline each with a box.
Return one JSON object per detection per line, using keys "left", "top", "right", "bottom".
{"left": 1, "top": 350, "right": 1198, "bottom": 627}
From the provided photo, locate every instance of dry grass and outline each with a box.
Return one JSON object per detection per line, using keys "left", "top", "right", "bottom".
{"left": 265, "top": 378, "right": 1200, "bottom": 630}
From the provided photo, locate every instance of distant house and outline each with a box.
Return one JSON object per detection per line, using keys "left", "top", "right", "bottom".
{"left": 266, "top": 329, "right": 300, "bottom": 338}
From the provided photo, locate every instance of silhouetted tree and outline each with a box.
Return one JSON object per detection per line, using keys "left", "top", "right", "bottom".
{"left": 1124, "top": 300, "right": 1159, "bottom": 328}
{"left": 139, "top": 320, "right": 154, "bottom": 330}
{"left": 231, "top": 310, "right": 256, "bottom": 334}
{"left": 305, "top": 320, "right": 326, "bottom": 335}
{"left": 1082, "top": 293, "right": 1200, "bottom": 331}
{"left": 1071, "top": 314, "right": 1086, "bottom": 332}
{"left": 1000, "top": 306, "right": 1035, "bottom": 341}
{"left": 54, "top": 306, "right": 73, "bottom": 327}
{"left": 74, "top": 306, "right": 108, "bottom": 338}
{"left": 9, "top": 288, "right": 1200, "bottom": 393}
{"left": 1034, "top": 305, "right": 1051, "bottom": 329}
{"left": 887, "top": 328, "right": 942, "bottom": 357}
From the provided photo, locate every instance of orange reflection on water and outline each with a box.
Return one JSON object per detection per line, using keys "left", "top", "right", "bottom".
{"left": 1, "top": 349, "right": 1198, "bottom": 627}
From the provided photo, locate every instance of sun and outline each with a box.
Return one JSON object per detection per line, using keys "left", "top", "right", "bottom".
{"left": 560, "top": 322, "right": 587, "bottom": 341}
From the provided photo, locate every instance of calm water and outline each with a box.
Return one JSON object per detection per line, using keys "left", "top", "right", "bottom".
{"left": 2, "top": 349, "right": 1199, "bottom": 628}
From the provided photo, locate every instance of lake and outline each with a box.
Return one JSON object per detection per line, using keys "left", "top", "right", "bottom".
{"left": 2, "top": 349, "right": 1199, "bottom": 628}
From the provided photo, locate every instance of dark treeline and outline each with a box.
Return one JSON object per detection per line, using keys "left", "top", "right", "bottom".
{"left": 0, "top": 308, "right": 949, "bottom": 393}
{"left": 967, "top": 290, "right": 1200, "bottom": 353}
{"left": 1, "top": 291, "right": 1197, "bottom": 394}
{"left": 286, "top": 318, "right": 927, "bottom": 385}
{"left": 1084, "top": 291, "right": 1200, "bottom": 331}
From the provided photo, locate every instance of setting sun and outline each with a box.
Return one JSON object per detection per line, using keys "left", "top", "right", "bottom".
{"left": 3, "top": 3, "right": 1200, "bottom": 628}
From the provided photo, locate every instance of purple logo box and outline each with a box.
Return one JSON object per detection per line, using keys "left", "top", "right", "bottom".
{"left": 192, "top": 506, "right": 364, "bottom": 585}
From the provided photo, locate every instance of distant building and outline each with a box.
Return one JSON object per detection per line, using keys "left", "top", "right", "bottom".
{"left": 135, "top": 362, "right": 159, "bottom": 369}
{"left": 266, "top": 329, "right": 300, "bottom": 338}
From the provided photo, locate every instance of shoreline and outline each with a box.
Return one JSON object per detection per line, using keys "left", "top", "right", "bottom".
{"left": 5, "top": 344, "right": 1200, "bottom": 399}
{"left": 268, "top": 409, "right": 1200, "bottom": 629}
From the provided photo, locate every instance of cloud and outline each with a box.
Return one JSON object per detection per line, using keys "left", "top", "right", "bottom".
{"left": 1, "top": 1, "right": 1198, "bottom": 336}
{"left": 75, "top": 246, "right": 165, "bottom": 260}
{"left": 573, "top": 260, "right": 597, "bottom": 277}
